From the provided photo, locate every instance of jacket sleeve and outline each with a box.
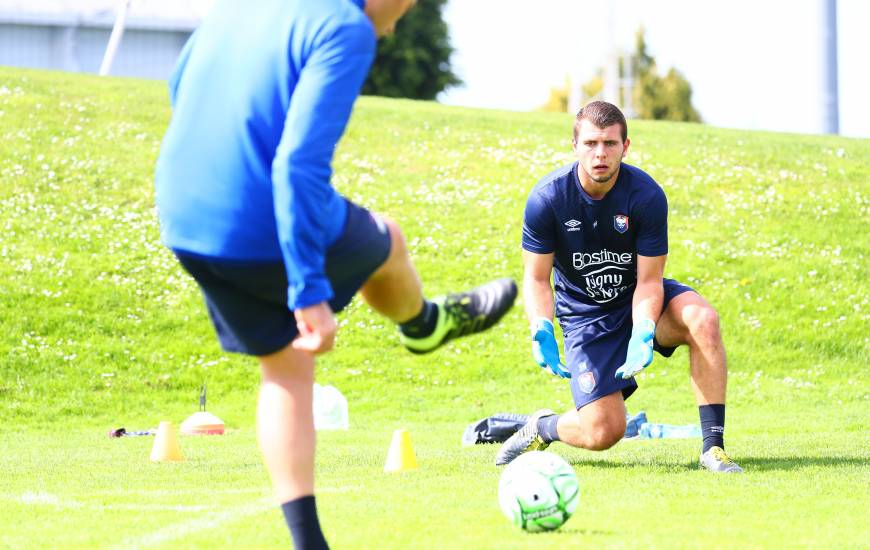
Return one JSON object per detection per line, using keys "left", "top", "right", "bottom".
{"left": 271, "top": 22, "right": 375, "bottom": 310}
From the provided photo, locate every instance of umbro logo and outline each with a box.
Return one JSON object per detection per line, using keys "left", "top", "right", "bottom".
{"left": 564, "top": 219, "right": 582, "bottom": 232}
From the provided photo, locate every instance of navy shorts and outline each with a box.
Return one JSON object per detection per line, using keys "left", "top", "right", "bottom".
{"left": 561, "top": 278, "right": 694, "bottom": 409}
{"left": 174, "top": 199, "right": 391, "bottom": 356}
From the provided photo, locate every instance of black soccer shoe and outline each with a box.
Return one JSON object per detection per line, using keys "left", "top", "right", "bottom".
{"left": 401, "top": 278, "right": 517, "bottom": 354}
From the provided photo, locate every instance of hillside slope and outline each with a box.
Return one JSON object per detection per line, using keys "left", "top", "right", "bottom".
{"left": 0, "top": 68, "right": 867, "bottom": 429}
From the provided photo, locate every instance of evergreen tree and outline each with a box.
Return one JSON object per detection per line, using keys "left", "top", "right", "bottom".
{"left": 540, "top": 76, "right": 572, "bottom": 112}
{"left": 631, "top": 28, "right": 701, "bottom": 122}
{"left": 575, "top": 27, "right": 701, "bottom": 122}
{"left": 363, "top": 0, "right": 461, "bottom": 100}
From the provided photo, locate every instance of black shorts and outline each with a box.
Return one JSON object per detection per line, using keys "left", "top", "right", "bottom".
{"left": 174, "top": 199, "right": 392, "bottom": 356}
{"left": 562, "top": 278, "right": 694, "bottom": 409}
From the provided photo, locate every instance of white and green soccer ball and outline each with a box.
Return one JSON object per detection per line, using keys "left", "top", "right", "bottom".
{"left": 497, "top": 450, "right": 580, "bottom": 532}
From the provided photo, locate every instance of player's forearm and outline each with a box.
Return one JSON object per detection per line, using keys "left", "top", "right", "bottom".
{"left": 523, "top": 275, "right": 555, "bottom": 325}
{"left": 632, "top": 280, "right": 664, "bottom": 324}
{"left": 272, "top": 29, "right": 374, "bottom": 310}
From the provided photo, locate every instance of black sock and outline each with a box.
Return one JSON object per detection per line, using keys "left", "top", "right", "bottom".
{"left": 699, "top": 404, "right": 725, "bottom": 453}
{"left": 398, "top": 300, "right": 439, "bottom": 338}
{"left": 281, "top": 496, "right": 329, "bottom": 550}
{"left": 537, "top": 414, "right": 561, "bottom": 444}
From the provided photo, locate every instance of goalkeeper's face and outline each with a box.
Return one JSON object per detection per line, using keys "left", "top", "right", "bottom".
{"left": 572, "top": 120, "right": 630, "bottom": 186}
{"left": 365, "top": 0, "right": 417, "bottom": 38}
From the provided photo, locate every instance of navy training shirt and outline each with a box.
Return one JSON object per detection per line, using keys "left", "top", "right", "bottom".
{"left": 522, "top": 162, "right": 668, "bottom": 321}
{"left": 155, "top": 0, "right": 374, "bottom": 310}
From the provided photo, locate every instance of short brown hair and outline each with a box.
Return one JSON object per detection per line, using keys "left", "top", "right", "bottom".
{"left": 573, "top": 101, "right": 628, "bottom": 143}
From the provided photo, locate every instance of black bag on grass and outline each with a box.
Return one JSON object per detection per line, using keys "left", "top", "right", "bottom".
{"left": 461, "top": 413, "right": 530, "bottom": 446}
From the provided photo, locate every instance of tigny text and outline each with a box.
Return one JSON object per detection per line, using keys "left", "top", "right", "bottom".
{"left": 572, "top": 249, "right": 634, "bottom": 303}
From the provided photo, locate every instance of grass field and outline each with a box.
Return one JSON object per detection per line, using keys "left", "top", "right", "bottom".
{"left": 0, "top": 67, "right": 868, "bottom": 549}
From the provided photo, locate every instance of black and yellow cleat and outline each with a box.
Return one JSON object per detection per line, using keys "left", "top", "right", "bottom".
{"left": 494, "top": 409, "right": 556, "bottom": 466}
{"left": 699, "top": 446, "right": 744, "bottom": 473}
{"left": 400, "top": 278, "right": 517, "bottom": 354}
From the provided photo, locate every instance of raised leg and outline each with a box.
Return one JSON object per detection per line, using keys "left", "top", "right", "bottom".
{"left": 359, "top": 217, "right": 423, "bottom": 323}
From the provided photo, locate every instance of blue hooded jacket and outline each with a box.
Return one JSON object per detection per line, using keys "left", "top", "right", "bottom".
{"left": 155, "top": 0, "right": 374, "bottom": 310}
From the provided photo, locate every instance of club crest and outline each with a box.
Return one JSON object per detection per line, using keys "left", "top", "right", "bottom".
{"left": 613, "top": 214, "right": 629, "bottom": 234}
{"left": 578, "top": 371, "right": 596, "bottom": 394}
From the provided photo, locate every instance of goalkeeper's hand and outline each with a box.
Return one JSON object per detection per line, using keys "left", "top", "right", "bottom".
{"left": 531, "top": 318, "right": 570, "bottom": 379}
{"left": 615, "top": 319, "right": 656, "bottom": 380}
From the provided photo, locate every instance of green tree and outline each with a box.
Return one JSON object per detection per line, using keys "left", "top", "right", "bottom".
{"left": 580, "top": 27, "right": 701, "bottom": 122}
{"left": 363, "top": 0, "right": 461, "bottom": 100}
{"left": 630, "top": 28, "right": 701, "bottom": 122}
{"left": 581, "top": 71, "right": 604, "bottom": 104}
{"left": 540, "top": 76, "right": 571, "bottom": 112}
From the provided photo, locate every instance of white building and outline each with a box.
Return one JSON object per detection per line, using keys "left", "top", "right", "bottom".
{"left": 0, "top": 0, "right": 213, "bottom": 79}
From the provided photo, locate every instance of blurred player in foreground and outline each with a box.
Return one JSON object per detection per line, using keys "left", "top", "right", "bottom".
{"left": 156, "top": 1, "right": 517, "bottom": 547}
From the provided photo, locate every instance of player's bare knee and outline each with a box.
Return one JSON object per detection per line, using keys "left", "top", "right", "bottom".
{"left": 584, "top": 428, "right": 622, "bottom": 451}
{"left": 581, "top": 417, "right": 625, "bottom": 451}
{"left": 381, "top": 217, "right": 409, "bottom": 262}
{"left": 558, "top": 426, "right": 584, "bottom": 448}
{"left": 688, "top": 305, "right": 721, "bottom": 343}
{"left": 603, "top": 421, "right": 626, "bottom": 449}
{"left": 368, "top": 217, "right": 408, "bottom": 281}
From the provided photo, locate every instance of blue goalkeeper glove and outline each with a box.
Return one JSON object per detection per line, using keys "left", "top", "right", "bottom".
{"left": 615, "top": 319, "right": 656, "bottom": 380}
{"left": 531, "top": 318, "right": 571, "bottom": 379}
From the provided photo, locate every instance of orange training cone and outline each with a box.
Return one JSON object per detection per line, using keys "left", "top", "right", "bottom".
{"left": 384, "top": 429, "right": 418, "bottom": 473}
{"left": 150, "top": 421, "right": 184, "bottom": 462}
{"left": 180, "top": 383, "right": 225, "bottom": 435}
{"left": 180, "top": 411, "right": 225, "bottom": 435}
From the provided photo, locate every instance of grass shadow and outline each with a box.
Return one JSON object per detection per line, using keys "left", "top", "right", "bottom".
{"left": 566, "top": 457, "right": 690, "bottom": 472}
{"left": 565, "top": 455, "right": 870, "bottom": 472}
{"left": 735, "top": 456, "right": 870, "bottom": 471}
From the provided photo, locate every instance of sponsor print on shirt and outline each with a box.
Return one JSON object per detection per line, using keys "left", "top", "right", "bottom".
{"left": 572, "top": 248, "right": 633, "bottom": 304}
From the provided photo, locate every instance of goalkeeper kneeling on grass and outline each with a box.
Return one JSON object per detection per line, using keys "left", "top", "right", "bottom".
{"left": 495, "top": 101, "right": 742, "bottom": 474}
